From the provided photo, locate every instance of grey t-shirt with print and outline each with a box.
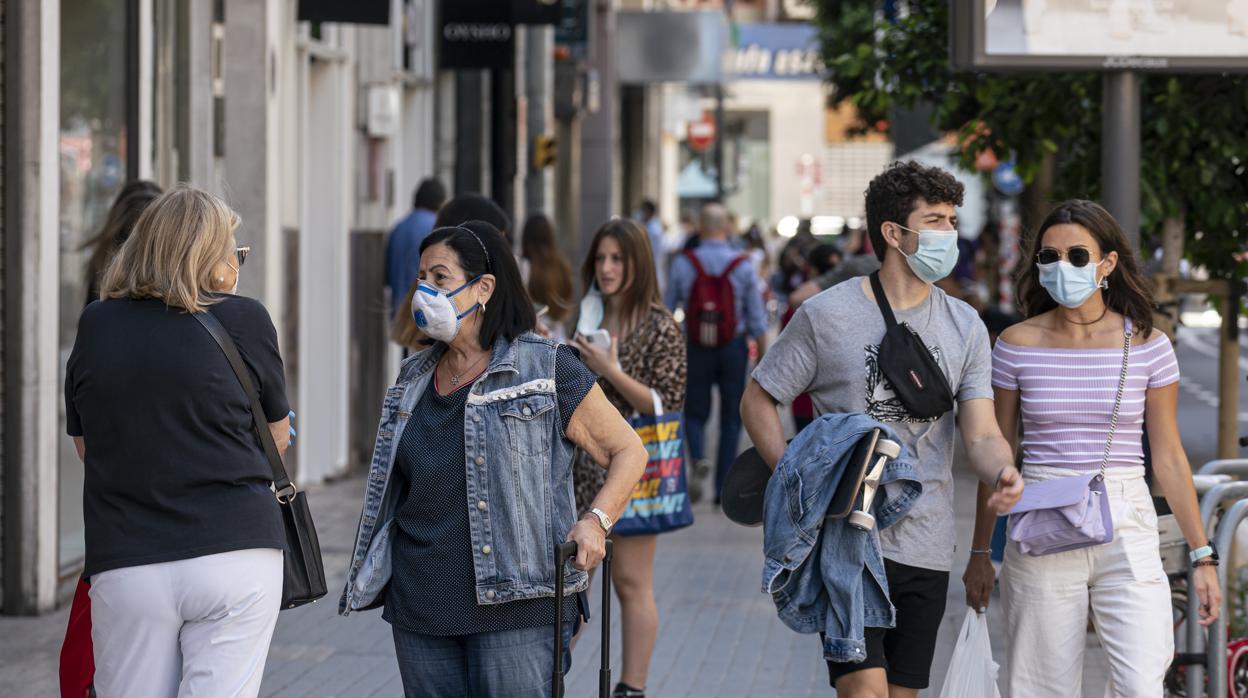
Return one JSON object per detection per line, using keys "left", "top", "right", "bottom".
{"left": 753, "top": 277, "right": 992, "bottom": 571}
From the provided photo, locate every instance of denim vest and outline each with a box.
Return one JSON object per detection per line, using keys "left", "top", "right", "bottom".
{"left": 339, "top": 332, "right": 588, "bottom": 615}
{"left": 761, "top": 413, "right": 922, "bottom": 662}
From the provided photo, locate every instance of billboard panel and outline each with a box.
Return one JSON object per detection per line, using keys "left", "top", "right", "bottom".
{"left": 616, "top": 10, "right": 729, "bottom": 85}
{"left": 952, "top": 0, "right": 1248, "bottom": 71}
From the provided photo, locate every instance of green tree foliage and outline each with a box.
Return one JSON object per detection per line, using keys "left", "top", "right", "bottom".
{"left": 814, "top": 0, "right": 1248, "bottom": 276}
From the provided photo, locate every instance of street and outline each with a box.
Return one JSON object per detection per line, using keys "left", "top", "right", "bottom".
{"left": 0, "top": 466, "right": 1111, "bottom": 698}
{"left": 6, "top": 323, "right": 1242, "bottom": 697}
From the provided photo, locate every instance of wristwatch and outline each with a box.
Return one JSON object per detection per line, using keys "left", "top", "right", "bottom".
{"left": 1190, "top": 543, "right": 1219, "bottom": 564}
{"left": 584, "top": 507, "right": 614, "bottom": 534}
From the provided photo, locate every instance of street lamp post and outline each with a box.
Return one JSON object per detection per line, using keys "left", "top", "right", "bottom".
{"left": 1101, "top": 70, "right": 1141, "bottom": 251}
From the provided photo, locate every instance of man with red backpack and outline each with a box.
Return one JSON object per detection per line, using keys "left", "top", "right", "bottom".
{"left": 665, "top": 202, "right": 768, "bottom": 505}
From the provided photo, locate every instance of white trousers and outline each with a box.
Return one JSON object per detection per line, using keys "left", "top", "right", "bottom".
{"left": 90, "top": 548, "right": 284, "bottom": 698}
{"left": 1002, "top": 466, "right": 1173, "bottom": 698}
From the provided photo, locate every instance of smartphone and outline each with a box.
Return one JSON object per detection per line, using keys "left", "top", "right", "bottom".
{"left": 583, "top": 329, "right": 611, "bottom": 350}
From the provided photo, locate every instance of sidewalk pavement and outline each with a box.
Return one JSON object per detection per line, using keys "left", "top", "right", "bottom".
{"left": 0, "top": 461, "right": 1110, "bottom": 697}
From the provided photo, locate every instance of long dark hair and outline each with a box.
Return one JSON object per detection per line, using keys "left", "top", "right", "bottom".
{"left": 416, "top": 220, "right": 536, "bottom": 349}
{"left": 82, "top": 180, "right": 163, "bottom": 303}
{"left": 1017, "top": 199, "right": 1154, "bottom": 337}
{"left": 580, "top": 219, "right": 664, "bottom": 334}
{"left": 521, "top": 213, "right": 574, "bottom": 323}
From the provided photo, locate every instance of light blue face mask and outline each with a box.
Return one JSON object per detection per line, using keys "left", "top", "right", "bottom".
{"left": 1037, "top": 260, "right": 1107, "bottom": 309}
{"left": 895, "top": 225, "right": 960, "bottom": 284}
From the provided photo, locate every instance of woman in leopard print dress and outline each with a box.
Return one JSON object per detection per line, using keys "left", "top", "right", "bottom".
{"left": 570, "top": 219, "right": 686, "bottom": 698}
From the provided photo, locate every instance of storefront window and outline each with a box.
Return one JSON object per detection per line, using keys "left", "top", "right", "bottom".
{"left": 58, "top": 0, "right": 132, "bottom": 570}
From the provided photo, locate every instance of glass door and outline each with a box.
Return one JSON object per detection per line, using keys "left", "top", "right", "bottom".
{"left": 58, "top": 0, "right": 138, "bottom": 572}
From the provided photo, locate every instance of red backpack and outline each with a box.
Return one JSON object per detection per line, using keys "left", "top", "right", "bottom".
{"left": 684, "top": 250, "right": 747, "bottom": 347}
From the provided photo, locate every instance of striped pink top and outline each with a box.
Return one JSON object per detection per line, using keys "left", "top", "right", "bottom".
{"left": 991, "top": 331, "right": 1180, "bottom": 471}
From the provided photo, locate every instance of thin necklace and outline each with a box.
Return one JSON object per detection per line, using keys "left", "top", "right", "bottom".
{"left": 1065, "top": 305, "right": 1108, "bottom": 326}
{"left": 445, "top": 352, "right": 489, "bottom": 386}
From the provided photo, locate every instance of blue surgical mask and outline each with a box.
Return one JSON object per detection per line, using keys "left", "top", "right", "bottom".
{"left": 411, "top": 275, "right": 481, "bottom": 343}
{"left": 896, "top": 225, "right": 960, "bottom": 284}
{"left": 1037, "top": 260, "right": 1107, "bottom": 309}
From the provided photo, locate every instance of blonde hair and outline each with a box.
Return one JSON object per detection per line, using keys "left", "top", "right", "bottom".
{"left": 99, "top": 184, "right": 240, "bottom": 313}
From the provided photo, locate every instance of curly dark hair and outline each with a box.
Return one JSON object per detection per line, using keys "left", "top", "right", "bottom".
{"left": 865, "top": 161, "right": 964, "bottom": 262}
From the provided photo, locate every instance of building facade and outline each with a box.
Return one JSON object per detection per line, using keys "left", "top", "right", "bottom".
{"left": 0, "top": 0, "right": 448, "bottom": 615}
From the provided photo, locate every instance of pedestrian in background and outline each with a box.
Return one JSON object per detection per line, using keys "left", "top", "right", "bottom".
{"left": 80, "top": 180, "right": 163, "bottom": 306}
{"left": 743, "top": 222, "right": 774, "bottom": 324}
{"left": 570, "top": 219, "right": 687, "bottom": 698}
{"left": 787, "top": 230, "right": 882, "bottom": 308}
{"left": 665, "top": 202, "right": 768, "bottom": 504}
{"left": 521, "top": 213, "right": 575, "bottom": 340}
{"left": 391, "top": 193, "right": 512, "bottom": 352}
{"left": 341, "top": 221, "right": 647, "bottom": 697}
{"left": 636, "top": 199, "right": 667, "bottom": 292}
{"left": 677, "top": 209, "right": 698, "bottom": 252}
{"left": 386, "top": 177, "right": 446, "bottom": 318}
{"left": 965, "top": 200, "right": 1221, "bottom": 696}
{"left": 66, "top": 185, "right": 291, "bottom": 697}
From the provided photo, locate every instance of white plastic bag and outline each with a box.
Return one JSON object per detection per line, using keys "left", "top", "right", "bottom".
{"left": 938, "top": 609, "right": 1002, "bottom": 698}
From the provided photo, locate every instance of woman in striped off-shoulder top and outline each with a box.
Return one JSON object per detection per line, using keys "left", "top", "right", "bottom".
{"left": 963, "top": 200, "right": 1220, "bottom": 697}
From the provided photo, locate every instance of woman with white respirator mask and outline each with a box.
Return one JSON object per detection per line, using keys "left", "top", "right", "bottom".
{"left": 341, "top": 221, "right": 647, "bottom": 697}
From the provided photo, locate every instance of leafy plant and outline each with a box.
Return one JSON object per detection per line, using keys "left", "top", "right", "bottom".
{"left": 813, "top": 0, "right": 1248, "bottom": 276}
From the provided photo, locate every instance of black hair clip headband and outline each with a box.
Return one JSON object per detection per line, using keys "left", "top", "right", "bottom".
{"left": 456, "top": 225, "right": 492, "bottom": 272}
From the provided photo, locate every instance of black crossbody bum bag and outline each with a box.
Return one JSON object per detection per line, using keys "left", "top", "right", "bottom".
{"left": 868, "top": 271, "right": 954, "bottom": 420}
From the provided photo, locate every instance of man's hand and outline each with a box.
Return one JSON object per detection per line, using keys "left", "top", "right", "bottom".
{"left": 963, "top": 553, "right": 996, "bottom": 611}
{"left": 987, "top": 465, "right": 1023, "bottom": 514}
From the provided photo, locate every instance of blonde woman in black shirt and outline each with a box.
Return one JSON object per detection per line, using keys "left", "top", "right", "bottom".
{"left": 65, "top": 185, "right": 291, "bottom": 697}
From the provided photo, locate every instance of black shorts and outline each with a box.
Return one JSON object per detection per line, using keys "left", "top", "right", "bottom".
{"left": 825, "top": 558, "right": 950, "bottom": 690}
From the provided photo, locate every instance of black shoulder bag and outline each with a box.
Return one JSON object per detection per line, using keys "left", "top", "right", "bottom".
{"left": 194, "top": 311, "right": 328, "bottom": 610}
{"left": 868, "top": 271, "right": 954, "bottom": 420}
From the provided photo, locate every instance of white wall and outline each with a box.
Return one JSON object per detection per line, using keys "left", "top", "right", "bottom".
{"left": 724, "top": 79, "right": 827, "bottom": 221}
{"left": 296, "top": 35, "right": 353, "bottom": 484}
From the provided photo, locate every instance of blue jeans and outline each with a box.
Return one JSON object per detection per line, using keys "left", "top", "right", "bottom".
{"left": 392, "top": 623, "right": 574, "bottom": 697}
{"left": 685, "top": 336, "right": 749, "bottom": 500}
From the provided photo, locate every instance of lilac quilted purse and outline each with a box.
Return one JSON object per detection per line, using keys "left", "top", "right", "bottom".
{"left": 1006, "top": 324, "right": 1132, "bottom": 556}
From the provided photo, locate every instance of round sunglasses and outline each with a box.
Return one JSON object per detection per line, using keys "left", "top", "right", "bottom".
{"left": 1037, "top": 247, "right": 1100, "bottom": 267}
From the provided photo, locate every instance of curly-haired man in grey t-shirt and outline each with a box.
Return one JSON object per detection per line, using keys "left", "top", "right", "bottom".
{"left": 741, "top": 161, "right": 1024, "bottom": 698}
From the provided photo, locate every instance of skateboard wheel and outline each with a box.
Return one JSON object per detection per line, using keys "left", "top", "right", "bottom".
{"left": 848, "top": 510, "right": 876, "bottom": 531}
{"left": 874, "top": 439, "right": 901, "bottom": 459}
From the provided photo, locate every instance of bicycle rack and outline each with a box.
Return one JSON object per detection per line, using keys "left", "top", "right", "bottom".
{"left": 1208, "top": 498, "right": 1248, "bottom": 698}
{"left": 1187, "top": 482, "right": 1248, "bottom": 695}
{"left": 1198, "top": 460, "right": 1248, "bottom": 478}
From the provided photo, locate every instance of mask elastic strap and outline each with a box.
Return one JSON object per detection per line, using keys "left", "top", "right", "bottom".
{"left": 448, "top": 274, "right": 483, "bottom": 297}
{"left": 1094, "top": 259, "right": 1109, "bottom": 289}
{"left": 456, "top": 303, "right": 481, "bottom": 321}
{"left": 450, "top": 275, "right": 484, "bottom": 321}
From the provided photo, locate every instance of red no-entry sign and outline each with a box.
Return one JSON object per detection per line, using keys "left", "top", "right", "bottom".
{"left": 687, "top": 115, "right": 717, "bottom": 152}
